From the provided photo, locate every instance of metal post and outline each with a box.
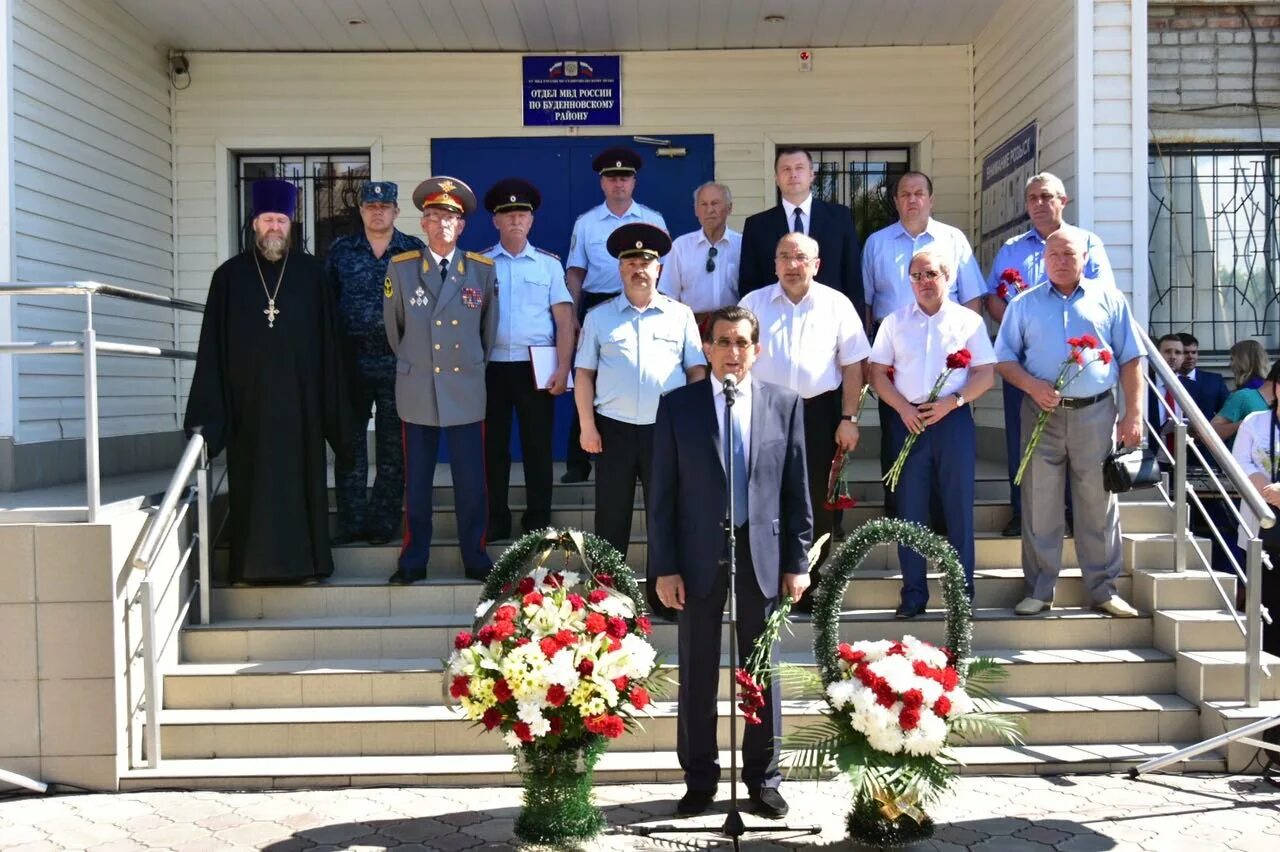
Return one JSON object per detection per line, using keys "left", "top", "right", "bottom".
{"left": 83, "top": 293, "right": 101, "bottom": 522}
{"left": 197, "top": 445, "right": 211, "bottom": 625}
{"left": 1245, "top": 538, "right": 1263, "bottom": 708}
{"left": 138, "top": 580, "right": 162, "bottom": 768}
{"left": 1171, "top": 423, "right": 1188, "bottom": 573}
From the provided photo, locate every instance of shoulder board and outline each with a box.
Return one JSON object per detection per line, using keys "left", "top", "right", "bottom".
{"left": 391, "top": 249, "right": 421, "bottom": 263}
{"left": 465, "top": 251, "right": 495, "bottom": 266}
{"left": 481, "top": 244, "right": 499, "bottom": 256}
{"left": 535, "top": 247, "right": 560, "bottom": 261}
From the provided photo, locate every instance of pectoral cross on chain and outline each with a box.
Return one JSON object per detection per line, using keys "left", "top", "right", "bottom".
{"left": 263, "top": 299, "right": 280, "bottom": 328}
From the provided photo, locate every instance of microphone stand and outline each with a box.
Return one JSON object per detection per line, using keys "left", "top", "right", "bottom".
{"left": 636, "top": 374, "right": 820, "bottom": 849}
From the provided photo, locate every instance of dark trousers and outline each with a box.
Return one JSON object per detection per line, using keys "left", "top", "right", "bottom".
{"left": 485, "top": 361, "right": 554, "bottom": 532}
{"left": 1265, "top": 546, "right": 1280, "bottom": 657}
{"left": 804, "top": 389, "right": 842, "bottom": 566}
{"left": 593, "top": 415, "right": 653, "bottom": 561}
{"left": 1004, "top": 382, "right": 1072, "bottom": 520}
{"left": 565, "top": 291, "right": 619, "bottom": 475}
{"left": 400, "top": 421, "right": 491, "bottom": 574}
{"left": 678, "top": 531, "right": 782, "bottom": 791}
{"left": 888, "top": 409, "right": 977, "bottom": 608}
{"left": 877, "top": 394, "right": 898, "bottom": 517}
{"left": 336, "top": 362, "right": 404, "bottom": 538}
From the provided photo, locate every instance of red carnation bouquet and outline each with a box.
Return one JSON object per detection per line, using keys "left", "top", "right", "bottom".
{"left": 882, "top": 349, "right": 972, "bottom": 492}
{"left": 995, "top": 268, "right": 1029, "bottom": 302}
{"left": 1013, "top": 334, "right": 1114, "bottom": 485}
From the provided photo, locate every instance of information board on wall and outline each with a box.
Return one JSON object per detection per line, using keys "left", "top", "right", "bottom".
{"left": 523, "top": 56, "right": 621, "bottom": 126}
{"left": 979, "top": 122, "right": 1038, "bottom": 271}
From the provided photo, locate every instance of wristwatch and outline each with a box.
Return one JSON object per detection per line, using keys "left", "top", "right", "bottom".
{"left": 954, "top": 394, "right": 967, "bottom": 408}
{"left": 841, "top": 414, "right": 859, "bottom": 423}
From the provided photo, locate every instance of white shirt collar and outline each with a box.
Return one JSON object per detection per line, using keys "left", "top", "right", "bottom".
{"left": 782, "top": 195, "right": 813, "bottom": 219}
{"left": 712, "top": 375, "right": 752, "bottom": 401}
{"left": 429, "top": 247, "right": 456, "bottom": 266}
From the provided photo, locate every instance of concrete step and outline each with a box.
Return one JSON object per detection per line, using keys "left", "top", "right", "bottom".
{"left": 161, "top": 647, "right": 1177, "bottom": 710}
{"left": 179, "top": 607, "right": 1155, "bottom": 663}
{"left": 153, "top": 693, "right": 1201, "bottom": 759}
{"left": 214, "top": 530, "right": 1195, "bottom": 581}
{"left": 208, "top": 568, "right": 1139, "bottom": 620}
{"left": 1153, "top": 609, "right": 1249, "bottom": 652}
{"left": 1175, "top": 650, "right": 1280, "bottom": 702}
{"left": 118, "top": 742, "right": 1226, "bottom": 791}
{"left": 1200, "top": 699, "right": 1280, "bottom": 772}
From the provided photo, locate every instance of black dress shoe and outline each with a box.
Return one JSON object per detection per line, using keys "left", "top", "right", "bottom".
{"left": 560, "top": 467, "right": 591, "bottom": 484}
{"left": 388, "top": 569, "right": 424, "bottom": 585}
{"left": 464, "top": 564, "right": 492, "bottom": 582}
{"left": 487, "top": 521, "right": 512, "bottom": 542}
{"left": 895, "top": 603, "right": 925, "bottom": 619}
{"left": 748, "top": 787, "right": 789, "bottom": 819}
{"left": 1001, "top": 514, "right": 1021, "bottom": 537}
{"left": 676, "top": 788, "right": 716, "bottom": 816}
{"left": 330, "top": 531, "right": 362, "bottom": 546}
{"left": 365, "top": 528, "right": 396, "bottom": 546}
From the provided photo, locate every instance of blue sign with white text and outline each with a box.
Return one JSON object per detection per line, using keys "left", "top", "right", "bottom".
{"left": 523, "top": 55, "right": 621, "bottom": 126}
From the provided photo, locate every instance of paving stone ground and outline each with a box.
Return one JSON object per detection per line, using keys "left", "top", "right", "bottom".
{"left": 1, "top": 773, "right": 1278, "bottom": 851}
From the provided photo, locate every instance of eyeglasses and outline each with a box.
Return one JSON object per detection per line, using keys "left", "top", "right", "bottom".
{"left": 712, "top": 337, "right": 753, "bottom": 351}
{"left": 909, "top": 270, "right": 942, "bottom": 281}
{"left": 775, "top": 253, "right": 815, "bottom": 265}
{"left": 706, "top": 246, "right": 718, "bottom": 273}
{"left": 423, "top": 212, "right": 461, "bottom": 225}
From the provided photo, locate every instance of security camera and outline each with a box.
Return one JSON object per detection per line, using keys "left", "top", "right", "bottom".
{"left": 169, "top": 50, "right": 189, "bottom": 76}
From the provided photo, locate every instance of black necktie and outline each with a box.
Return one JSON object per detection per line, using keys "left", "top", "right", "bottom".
{"left": 792, "top": 207, "right": 804, "bottom": 234}
{"left": 440, "top": 258, "right": 449, "bottom": 281}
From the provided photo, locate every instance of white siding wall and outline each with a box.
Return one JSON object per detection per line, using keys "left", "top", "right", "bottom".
{"left": 172, "top": 46, "right": 976, "bottom": 356}
{"left": 9, "top": 0, "right": 174, "bottom": 443}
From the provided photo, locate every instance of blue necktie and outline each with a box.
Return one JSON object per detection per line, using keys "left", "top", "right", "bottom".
{"left": 440, "top": 258, "right": 449, "bottom": 281}
{"left": 726, "top": 400, "right": 749, "bottom": 525}
{"left": 792, "top": 207, "right": 804, "bottom": 234}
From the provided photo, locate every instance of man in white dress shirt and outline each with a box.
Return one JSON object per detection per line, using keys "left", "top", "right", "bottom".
{"left": 660, "top": 181, "right": 742, "bottom": 334}
{"left": 739, "top": 232, "right": 871, "bottom": 610}
{"left": 869, "top": 249, "right": 996, "bottom": 618}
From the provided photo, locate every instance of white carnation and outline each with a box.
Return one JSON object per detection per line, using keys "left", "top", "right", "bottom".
{"left": 593, "top": 592, "right": 635, "bottom": 618}
{"left": 475, "top": 599, "right": 496, "bottom": 619}
{"left": 866, "top": 722, "right": 905, "bottom": 755}
{"left": 502, "top": 730, "right": 522, "bottom": 750}
{"left": 871, "top": 655, "right": 917, "bottom": 695}
{"left": 517, "top": 701, "right": 545, "bottom": 724}
{"left": 945, "top": 688, "right": 975, "bottom": 716}
{"left": 902, "top": 636, "right": 949, "bottom": 669}
{"left": 826, "top": 680, "right": 856, "bottom": 709}
{"left": 853, "top": 639, "right": 893, "bottom": 662}
{"left": 901, "top": 713, "right": 947, "bottom": 756}
{"left": 528, "top": 716, "right": 552, "bottom": 738}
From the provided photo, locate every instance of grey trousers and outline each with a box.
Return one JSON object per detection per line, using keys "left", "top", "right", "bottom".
{"left": 1019, "top": 394, "right": 1123, "bottom": 604}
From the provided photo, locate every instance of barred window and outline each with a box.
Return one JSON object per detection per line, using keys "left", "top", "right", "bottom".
{"left": 1148, "top": 144, "right": 1280, "bottom": 352}
{"left": 236, "top": 153, "right": 371, "bottom": 263}
{"left": 780, "top": 147, "right": 911, "bottom": 243}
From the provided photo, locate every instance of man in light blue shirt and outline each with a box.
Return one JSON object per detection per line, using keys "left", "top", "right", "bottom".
{"left": 481, "top": 178, "right": 574, "bottom": 541}
{"left": 994, "top": 229, "right": 1144, "bottom": 619}
{"left": 575, "top": 223, "right": 706, "bottom": 560}
{"left": 562, "top": 146, "right": 668, "bottom": 483}
{"left": 985, "top": 172, "right": 1113, "bottom": 536}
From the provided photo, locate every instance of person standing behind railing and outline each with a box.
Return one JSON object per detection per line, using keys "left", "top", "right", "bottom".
{"left": 1229, "top": 360, "right": 1280, "bottom": 656}
{"left": 1213, "top": 340, "right": 1273, "bottom": 446}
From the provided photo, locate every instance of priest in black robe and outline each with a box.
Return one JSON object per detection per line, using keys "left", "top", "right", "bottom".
{"left": 185, "top": 179, "right": 354, "bottom": 585}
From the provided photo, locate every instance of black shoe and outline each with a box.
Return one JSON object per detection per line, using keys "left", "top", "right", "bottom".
{"left": 488, "top": 520, "right": 512, "bottom": 542}
{"left": 298, "top": 576, "right": 326, "bottom": 587}
{"left": 365, "top": 527, "right": 396, "bottom": 546}
{"left": 1001, "top": 514, "right": 1021, "bottom": 537}
{"left": 748, "top": 787, "right": 789, "bottom": 819}
{"left": 330, "top": 531, "right": 362, "bottom": 546}
{"left": 895, "top": 603, "right": 925, "bottom": 619}
{"left": 676, "top": 788, "right": 716, "bottom": 817}
{"left": 465, "top": 564, "right": 492, "bottom": 582}
{"left": 560, "top": 467, "right": 591, "bottom": 484}
{"left": 388, "top": 569, "right": 424, "bottom": 585}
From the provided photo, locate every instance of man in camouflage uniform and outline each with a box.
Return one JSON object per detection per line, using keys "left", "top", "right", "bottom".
{"left": 325, "top": 181, "right": 425, "bottom": 545}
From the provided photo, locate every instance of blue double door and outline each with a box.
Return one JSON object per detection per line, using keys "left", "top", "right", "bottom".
{"left": 431, "top": 134, "right": 715, "bottom": 460}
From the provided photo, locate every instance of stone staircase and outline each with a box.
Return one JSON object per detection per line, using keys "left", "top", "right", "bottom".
{"left": 117, "top": 468, "right": 1280, "bottom": 790}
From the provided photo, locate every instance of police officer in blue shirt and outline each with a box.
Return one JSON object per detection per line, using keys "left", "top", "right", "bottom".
{"left": 562, "top": 147, "right": 668, "bottom": 483}
{"left": 325, "top": 181, "right": 425, "bottom": 545}
{"left": 482, "top": 178, "right": 575, "bottom": 540}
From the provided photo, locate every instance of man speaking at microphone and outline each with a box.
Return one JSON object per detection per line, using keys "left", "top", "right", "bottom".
{"left": 648, "top": 305, "right": 814, "bottom": 819}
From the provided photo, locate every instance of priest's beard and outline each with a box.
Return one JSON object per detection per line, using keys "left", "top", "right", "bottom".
{"left": 255, "top": 233, "right": 291, "bottom": 262}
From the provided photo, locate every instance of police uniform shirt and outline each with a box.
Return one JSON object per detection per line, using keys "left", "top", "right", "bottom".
{"left": 985, "top": 224, "right": 1114, "bottom": 296}
{"left": 566, "top": 201, "right": 668, "bottom": 295}
{"left": 575, "top": 292, "right": 705, "bottom": 425}
{"left": 862, "top": 218, "right": 986, "bottom": 322}
{"left": 738, "top": 281, "right": 871, "bottom": 400}
{"left": 484, "top": 242, "right": 572, "bottom": 362}
{"left": 325, "top": 229, "right": 425, "bottom": 340}
{"left": 659, "top": 228, "right": 743, "bottom": 313}
{"left": 869, "top": 299, "right": 997, "bottom": 404}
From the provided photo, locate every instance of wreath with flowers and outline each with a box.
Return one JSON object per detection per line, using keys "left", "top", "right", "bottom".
{"left": 445, "top": 529, "right": 660, "bottom": 844}
{"left": 785, "top": 519, "right": 1022, "bottom": 846}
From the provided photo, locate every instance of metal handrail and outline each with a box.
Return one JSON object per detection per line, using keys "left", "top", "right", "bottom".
{"left": 0, "top": 280, "right": 203, "bottom": 521}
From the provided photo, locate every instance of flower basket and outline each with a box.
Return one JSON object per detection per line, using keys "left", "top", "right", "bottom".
{"left": 785, "top": 519, "right": 1022, "bottom": 845}
{"left": 445, "top": 529, "right": 659, "bottom": 844}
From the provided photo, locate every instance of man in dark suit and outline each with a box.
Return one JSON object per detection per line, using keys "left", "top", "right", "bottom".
{"left": 648, "top": 305, "right": 813, "bottom": 820}
{"left": 1178, "top": 333, "right": 1229, "bottom": 419}
{"left": 738, "top": 147, "right": 864, "bottom": 318}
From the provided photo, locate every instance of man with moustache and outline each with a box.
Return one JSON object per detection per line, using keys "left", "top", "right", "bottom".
{"left": 574, "top": 223, "right": 705, "bottom": 563}
{"left": 325, "top": 181, "right": 425, "bottom": 546}
{"left": 659, "top": 181, "right": 742, "bottom": 333}
{"left": 649, "top": 305, "right": 812, "bottom": 819}
{"left": 186, "top": 179, "right": 354, "bottom": 585}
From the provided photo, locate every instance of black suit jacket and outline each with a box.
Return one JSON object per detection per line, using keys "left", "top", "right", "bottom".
{"left": 1185, "top": 369, "right": 1229, "bottom": 419}
{"left": 647, "top": 377, "right": 813, "bottom": 604}
{"left": 738, "top": 199, "right": 865, "bottom": 318}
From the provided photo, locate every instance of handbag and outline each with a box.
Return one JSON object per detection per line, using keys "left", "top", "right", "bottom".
{"left": 1102, "top": 446, "right": 1161, "bottom": 493}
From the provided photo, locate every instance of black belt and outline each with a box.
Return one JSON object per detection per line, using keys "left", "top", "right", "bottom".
{"left": 1059, "top": 390, "right": 1110, "bottom": 410}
